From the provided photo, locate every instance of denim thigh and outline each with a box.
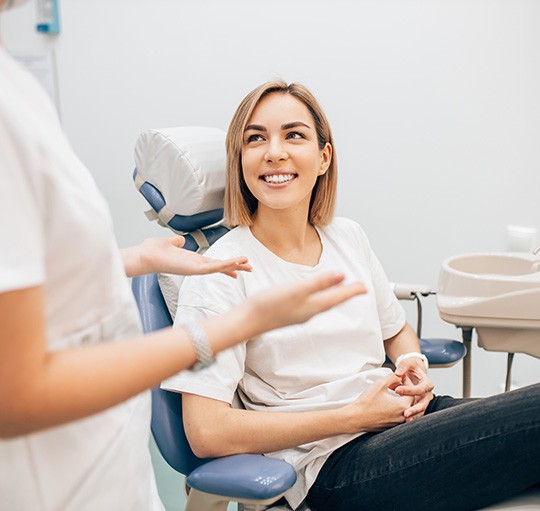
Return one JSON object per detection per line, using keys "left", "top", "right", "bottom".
{"left": 307, "top": 383, "right": 540, "bottom": 511}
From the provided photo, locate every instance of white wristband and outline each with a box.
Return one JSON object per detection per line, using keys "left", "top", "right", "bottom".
{"left": 395, "top": 352, "right": 429, "bottom": 371}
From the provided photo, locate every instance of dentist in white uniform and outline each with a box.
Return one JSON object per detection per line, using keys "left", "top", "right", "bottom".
{"left": 0, "top": 2, "right": 365, "bottom": 509}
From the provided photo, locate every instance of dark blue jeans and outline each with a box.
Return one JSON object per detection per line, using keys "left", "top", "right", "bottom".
{"left": 306, "top": 383, "right": 540, "bottom": 511}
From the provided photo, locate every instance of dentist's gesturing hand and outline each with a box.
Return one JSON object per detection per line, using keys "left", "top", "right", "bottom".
{"left": 121, "top": 235, "right": 253, "bottom": 278}
{"left": 247, "top": 272, "right": 367, "bottom": 334}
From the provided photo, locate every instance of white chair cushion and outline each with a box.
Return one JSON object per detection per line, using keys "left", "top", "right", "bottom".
{"left": 134, "top": 126, "right": 226, "bottom": 216}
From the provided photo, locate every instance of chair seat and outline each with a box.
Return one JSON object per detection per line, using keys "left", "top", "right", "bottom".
{"left": 420, "top": 338, "right": 467, "bottom": 367}
{"left": 187, "top": 454, "right": 297, "bottom": 501}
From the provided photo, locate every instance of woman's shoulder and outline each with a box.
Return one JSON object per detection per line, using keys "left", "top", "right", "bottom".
{"left": 323, "top": 216, "right": 367, "bottom": 240}
{"left": 204, "top": 225, "right": 256, "bottom": 257}
{"left": 177, "top": 226, "right": 253, "bottom": 305}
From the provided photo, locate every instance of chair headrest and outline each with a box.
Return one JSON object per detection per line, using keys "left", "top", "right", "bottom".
{"left": 133, "top": 126, "right": 226, "bottom": 232}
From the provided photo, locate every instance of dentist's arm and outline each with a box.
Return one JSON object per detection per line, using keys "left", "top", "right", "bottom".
{"left": 0, "top": 272, "right": 364, "bottom": 438}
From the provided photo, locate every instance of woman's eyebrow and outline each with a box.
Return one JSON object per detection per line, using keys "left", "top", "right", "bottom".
{"left": 282, "top": 121, "right": 311, "bottom": 130}
{"left": 244, "top": 121, "right": 311, "bottom": 132}
{"left": 245, "top": 124, "right": 266, "bottom": 132}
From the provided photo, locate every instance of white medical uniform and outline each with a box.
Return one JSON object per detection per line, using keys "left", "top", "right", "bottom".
{"left": 162, "top": 218, "right": 406, "bottom": 509}
{"left": 0, "top": 47, "right": 163, "bottom": 511}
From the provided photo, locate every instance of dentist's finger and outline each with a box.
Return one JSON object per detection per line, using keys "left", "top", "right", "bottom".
{"left": 306, "top": 278, "right": 367, "bottom": 313}
{"left": 170, "top": 235, "right": 187, "bottom": 248}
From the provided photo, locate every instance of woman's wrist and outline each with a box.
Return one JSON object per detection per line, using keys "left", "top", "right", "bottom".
{"left": 395, "top": 352, "right": 429, "bottom": 371}
{"left": 337, "top": 401, "right": 365, "bottom": 435}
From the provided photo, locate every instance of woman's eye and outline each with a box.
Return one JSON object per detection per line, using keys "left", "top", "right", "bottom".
{"left": 286, "top": 131, "right": 304, "bottom": 140}
{"left": 246, "top": 134, "right": 264, "bottom": 143}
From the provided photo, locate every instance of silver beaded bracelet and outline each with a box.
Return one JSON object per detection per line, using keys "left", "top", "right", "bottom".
{"left": 183, "top": 320, "right": 216, "bottom": 371}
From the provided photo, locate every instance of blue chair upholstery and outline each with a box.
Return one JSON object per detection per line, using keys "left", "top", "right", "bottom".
{"left": 132, "top": 273, "right": 297, "bottom": 511}
{"left": 419, "top": 337, "right": 465, "bottom": 366}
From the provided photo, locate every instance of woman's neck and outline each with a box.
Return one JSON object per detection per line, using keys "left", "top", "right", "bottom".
{"left": 250, "top": 206, "right": 322, "bottom": 266}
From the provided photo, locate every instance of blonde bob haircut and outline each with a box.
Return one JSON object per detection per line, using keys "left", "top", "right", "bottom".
{"left": 224, "top": 81, "right": 337, "bottom": 227}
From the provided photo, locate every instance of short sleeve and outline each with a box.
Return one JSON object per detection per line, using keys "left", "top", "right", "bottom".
{"left": 348, "top": 220, "right": 406, "bottom": 339}
{"left": 161, "top": 270, "right": 248, "bottom": 403}
{"left": 0, "top": 118, "right": 45, "bottom": 292}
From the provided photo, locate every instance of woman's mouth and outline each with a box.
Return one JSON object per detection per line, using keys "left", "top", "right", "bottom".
{"left": 260, "top": 173, "right": 297, "bottom": 184}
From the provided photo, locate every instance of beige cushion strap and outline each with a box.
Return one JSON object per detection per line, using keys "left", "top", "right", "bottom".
{"left": 157, "top": 206, "right": 175, "bottom": 226}
{"left": 134, "top": 171, "right": 145, "bottom": 191}
{"left": 144, "top": 208, "right": 183, "bottom": 235}
{"left": 190, "top": 229, "right": 210, "bottom": 254}
{"left": 144, "top": 209, "right": 158, "bottom": 222}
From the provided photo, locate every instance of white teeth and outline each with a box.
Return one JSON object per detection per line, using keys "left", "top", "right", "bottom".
{"left": 263, "top": 174, "right": 295, "bottom": 184}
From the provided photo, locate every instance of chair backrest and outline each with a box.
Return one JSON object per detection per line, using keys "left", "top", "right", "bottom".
{"left": 133, "top": 126, "right": 227, "bottom": 234}
{"left": 132, "top": 126, "right": 230, "bottom": 475}
{"left": 132, "top": 273, "right": 215, "bottom": 475}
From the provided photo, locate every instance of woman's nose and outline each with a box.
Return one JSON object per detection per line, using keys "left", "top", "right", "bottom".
{"left": 265, "top": 139, "right": 287, "bottom": 162}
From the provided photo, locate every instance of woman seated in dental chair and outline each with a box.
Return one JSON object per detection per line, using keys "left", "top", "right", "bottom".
{"left": 163, "top": 81, "right": 540, "bottom": 511}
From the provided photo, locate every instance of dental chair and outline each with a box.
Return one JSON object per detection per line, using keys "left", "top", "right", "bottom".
{"left": 132, "top": 126, "right": 540, "bottom": 511}
{"left": 132, "top": 272, "right": 297, "bottom": 511}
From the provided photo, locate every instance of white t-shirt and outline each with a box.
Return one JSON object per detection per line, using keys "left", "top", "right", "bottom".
{"left": 0, "top": 47, "right": 163, "bottom": 511}
{"left": 162, "top": 218, "right": 406, "bottom": 509}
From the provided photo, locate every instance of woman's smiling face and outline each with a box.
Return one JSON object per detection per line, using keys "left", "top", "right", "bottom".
{"left": 241, "top": 92, "right": 331, "bottom": 217}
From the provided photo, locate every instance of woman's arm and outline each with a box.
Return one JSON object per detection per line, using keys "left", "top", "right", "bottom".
{"left": 384, "top": 322, "right": 422, "bottom": 363}
{"left": 120, "top": 235, "right": 252, "bottom": 278}
{"left": 183, "top": 372, "right": 414, "bottom": 458}
{"left": 0, "top": 272, "right": 364, "bottom": 438}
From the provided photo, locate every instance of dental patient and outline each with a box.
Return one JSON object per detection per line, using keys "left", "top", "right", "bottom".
{"left": 162, "top": 81, "right": 540, "bottom": 511}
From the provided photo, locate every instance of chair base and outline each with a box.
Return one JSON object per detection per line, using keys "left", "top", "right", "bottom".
{"left": 186, "top": 488, "right": 286, "bottom": 511}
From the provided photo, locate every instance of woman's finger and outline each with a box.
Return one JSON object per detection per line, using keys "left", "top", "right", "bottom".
{"left": 404, "top": 393, "right": 433, "bottom": 419}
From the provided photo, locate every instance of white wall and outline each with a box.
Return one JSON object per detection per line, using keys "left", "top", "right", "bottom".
{"left": 2, "top": 0, "right": 539, "bottom": 397}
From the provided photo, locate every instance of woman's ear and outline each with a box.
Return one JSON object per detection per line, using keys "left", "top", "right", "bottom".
{"left": 318, "top": 143, "right": 333, "bottom": 176}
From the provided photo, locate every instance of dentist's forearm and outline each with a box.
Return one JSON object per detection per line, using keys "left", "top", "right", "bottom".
{"left": 0, "top": 287, "right": 255, "bottom": 438}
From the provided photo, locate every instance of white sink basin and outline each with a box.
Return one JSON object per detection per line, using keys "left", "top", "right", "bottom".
{"left": 437, "top": 253, "right": 540, "bottom": 358}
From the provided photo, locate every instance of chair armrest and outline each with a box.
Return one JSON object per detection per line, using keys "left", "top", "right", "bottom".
{"left": 187, "top": 454, "right": 297, "bottom": 501}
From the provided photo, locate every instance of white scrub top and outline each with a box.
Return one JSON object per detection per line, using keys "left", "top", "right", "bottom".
{"left": 0, "top": 47, "right": 163, "bottom": 511}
